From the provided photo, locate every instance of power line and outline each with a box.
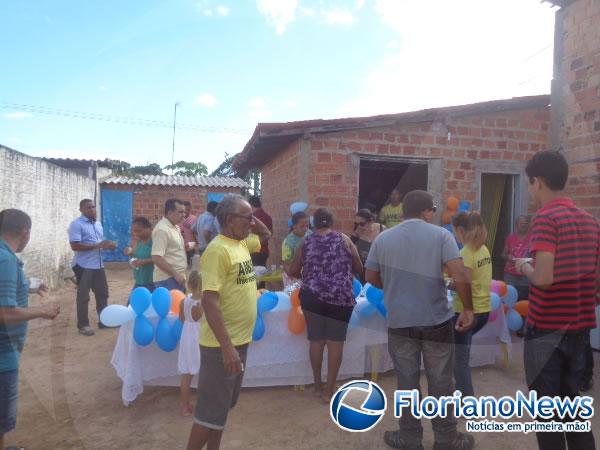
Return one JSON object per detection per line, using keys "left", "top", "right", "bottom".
{"left": 0, "top": 101, "right": 248, "bottom": 134}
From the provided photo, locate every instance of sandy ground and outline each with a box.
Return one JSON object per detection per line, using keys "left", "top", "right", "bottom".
{"left": 6, "top": 264, "right": 599, "bottom": 449}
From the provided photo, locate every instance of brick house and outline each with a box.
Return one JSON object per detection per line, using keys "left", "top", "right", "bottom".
{"left": 100, "top": 175, "right": 248, "bottom": 261}
{"left": 234, "top": 95, "right": 550, "bottom": 270}
{"left": 547, "top": 0, "right": 600, "bottom": 219}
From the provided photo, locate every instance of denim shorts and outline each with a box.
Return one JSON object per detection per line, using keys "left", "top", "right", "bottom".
{"left": 154, "top": 277, "right": 186, "bottom": 292}
{"left": 0, "top": 369, "right": 19, "bottom": 434}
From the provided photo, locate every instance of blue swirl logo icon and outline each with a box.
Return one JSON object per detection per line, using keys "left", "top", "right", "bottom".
{"left": 330, "top": 380, "right": 387, "bottom": 432}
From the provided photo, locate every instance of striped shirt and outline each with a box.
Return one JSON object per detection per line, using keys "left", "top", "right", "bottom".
{"left": 527, "top": 198, "right": 600, "bottom": 331}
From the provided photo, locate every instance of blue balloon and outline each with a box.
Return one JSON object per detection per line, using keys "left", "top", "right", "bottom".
{"left": 152, "top": 287, "right": 172, "bottom": 318}
{"left": 353, "top": 278, "right": 362, "bottom": 298}
{"left": 366, "top": 286, "right": 384, "bottom": 305}
{"left": 253, "top": 314, "right": 265, "bottom": 341}
{"left": 375, "top": 301, "right": 387, "bottom": 318}
{"left": 257, "top": 291, "right": 279, "bottom": 313}
{"left": 274, "top": 292, "right": 291, "bottom": 311}
{"left": 287, "top": 218, "right": 293, "bottom": 228}
{"left": 490, "top": 292, "right": 501, "bottom": 311}
{"left": 100, "top": 304, "right": 135, "bottom": 327}
{"left": 503, "top": 285, "right": 519, "bottom": 309}
{"left": 156, "top": 317, "right": 177, "bottom": 352}
{"left": 356, "top": 301, "right": 377, "bottom": 318}
{"left": 506, "top": 308, "right": 523, "bottom": 332}
{"left": 130, "top": 287, "right": 151, "bottom": 315}
{"left": 171, "top": 318, "right": 183, "bottom": 341}
{"left": 290, "top": 201, "right": 308, "bottom": 214}
{"left": 133, "top": 315, "right": 154, "bottom": 346}
{"left": 459, "top": 201, "right": 471, "bottom": 212}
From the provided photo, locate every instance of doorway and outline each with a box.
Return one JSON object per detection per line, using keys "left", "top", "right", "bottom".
{"left": 480, "top": 173, "right": 519, "bottom": 279}
{"left": 358, "top": 157, "right": 428, "bottom": 218}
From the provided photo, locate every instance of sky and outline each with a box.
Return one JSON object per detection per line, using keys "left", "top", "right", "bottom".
{"left": 0, "top": 0, "right": 557, "bottom": 173}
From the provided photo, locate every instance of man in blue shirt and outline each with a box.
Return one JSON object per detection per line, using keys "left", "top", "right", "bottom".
{"left": 0, "top": 209, "right": 60, "bottom": 449}
{"left": 68, "top": 199, "right": 116, "bottom": 336}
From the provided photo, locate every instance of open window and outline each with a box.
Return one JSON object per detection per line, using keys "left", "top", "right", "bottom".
{"left": 358, "top": 157, "right": 428, "bottom": 217}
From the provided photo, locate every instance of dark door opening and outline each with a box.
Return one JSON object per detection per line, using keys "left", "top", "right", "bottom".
{"left": 358, "top": 158, "right": 428, "bottom": 217}
{"left": 480, "top": 173, "right": 517, "bottom": 279}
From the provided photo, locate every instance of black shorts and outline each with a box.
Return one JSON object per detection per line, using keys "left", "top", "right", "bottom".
{"left": 194, "top": 344, "right": 248, "bottom": 430}
{"left": 299, "top": 288, "right": 354, "bottom": 342}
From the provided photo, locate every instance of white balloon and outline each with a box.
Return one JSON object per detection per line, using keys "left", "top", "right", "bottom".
{"left": 100, "top": 304, "right": 136, "bottom": 327}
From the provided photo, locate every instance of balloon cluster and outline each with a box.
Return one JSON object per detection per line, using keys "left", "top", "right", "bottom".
{"left": 252, "top": 291, "right": 279, "bottom": 340}
{"left": 441, "top": 196, "right": 471, "bottom": 233}
{"left": 353, "top": 280, "right": 387, "bottom": 320}
{"left": 487, "top": 280, "right": 528, "bottom": 331}
{"left": 100, "top": 287, "right": 186, "bottom": 351}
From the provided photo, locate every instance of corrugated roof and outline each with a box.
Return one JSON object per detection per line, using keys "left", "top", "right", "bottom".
{"left": 102, "top": 175, "right": 249, "bottom": 188}
{"left": 42, "top": 157, "right": 117, "bottom": 168}
{"left": 234, "top": 94, "right": 551, "bottom": 171}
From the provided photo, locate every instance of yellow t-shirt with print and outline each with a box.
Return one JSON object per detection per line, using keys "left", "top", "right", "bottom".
{"left": 199, "top": 233, "right": 261, "bottom": 347}
{"left": 379, "top": 203, "right": 403, "bottom": 228}
{"left": 453, "top": 244, "right": 492, "bottom": 313}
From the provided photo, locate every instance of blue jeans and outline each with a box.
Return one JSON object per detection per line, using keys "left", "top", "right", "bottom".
{"left": 154, "top": 277, "right": 185, "bottom": 292}
{"left": 453, "top": 312, "right": 489, "bottom": 397}
{"left": 0, "top": 369, "right": 19, "bottom": 434}
{"left": 524, "top": 327, "right": 596, "bottom": 450}
{"left": 387, "top": 319, "right": 458, "bottom": 446}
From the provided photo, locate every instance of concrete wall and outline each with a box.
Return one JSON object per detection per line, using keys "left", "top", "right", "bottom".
{"left": 0, "top": 146, "right": 96, "bottom": 288}
{"left": 259, "top": 106, "right": 550, "bottom": 265}
{"left": 551, "top": 0, "right": 600, "bottom": 218}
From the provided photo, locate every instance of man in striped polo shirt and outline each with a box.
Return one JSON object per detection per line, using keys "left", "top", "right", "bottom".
{"left": 516, "top": 151, "right": 598, "bottom": 450}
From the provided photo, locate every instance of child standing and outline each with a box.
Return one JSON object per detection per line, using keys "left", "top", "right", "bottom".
{"left": 178, "top": 270, "right": 203, "bottom": 416}
{"left": 123, "top": 217, "right": 154, "bottom": 292}
{"left": 451, "top": 212, "right": 492, "bottom": 397}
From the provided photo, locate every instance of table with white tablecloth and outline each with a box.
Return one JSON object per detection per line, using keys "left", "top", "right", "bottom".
{"left": 111, "top": 297, "right": 512, "bottom": 406}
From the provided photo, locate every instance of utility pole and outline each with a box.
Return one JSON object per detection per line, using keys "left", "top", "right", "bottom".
{"left": 171, "top": 102, "right": 179, "bottom": 175}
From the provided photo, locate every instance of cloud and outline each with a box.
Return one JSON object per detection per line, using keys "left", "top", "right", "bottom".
{"left": 248, "top": 97, "right": 266, "bottom": 108}
{"left": 322, "top": 8, "right": 355, "bottom": 26}
{"left": 300, "top": 6, "right": 315, "bottom": 16}
{"left": 203, "top": 8, "right": 213, "bottom": 16}
{"left": 256, "top": 0, "right": 298, "bottom": 35}
{"left": 3, "top": 112, "right": 32, "bottom": 119}
{"left": 387, "top": 39, "right": 399, "bottom": 49}
{"left": 216, "top": 5, "right": 230, "bottom": 16}
{"left": 355, "top": 0, "right": 366, "bottom": 9}
{"left": 338, "top": 0, "right": 555, "bottom": 117}
{"left": 196, "top": 94, "right": 217, "bottom": 107}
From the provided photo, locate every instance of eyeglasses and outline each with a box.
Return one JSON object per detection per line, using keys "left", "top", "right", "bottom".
{"left": 232, "top": 214, "right": 254, "bottom": 222}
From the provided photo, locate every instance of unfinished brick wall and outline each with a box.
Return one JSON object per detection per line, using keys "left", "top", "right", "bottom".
{"left": 552, "top": 0, "right": 600, "bottom": 218}
{"left": 259, "top": 140, "right": 301, "bottom": 266}
{"left": 101, "top": 184, "right": 240, "bottom": 224}
{"left": 303, "top": 106, "right": 549, "bottom": 237}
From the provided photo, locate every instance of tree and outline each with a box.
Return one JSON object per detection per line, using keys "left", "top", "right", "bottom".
{"left": 130, "top": 163, "right": 164, "bottom": 176}
{"left": 164, "top": 160, "right": 208, "bottom": 176}
{"left": 211, "top": 152, "right": 260, "bottom": 195}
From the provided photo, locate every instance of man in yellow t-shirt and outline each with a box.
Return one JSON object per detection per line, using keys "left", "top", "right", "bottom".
{"left": 378, "top": 188, "right": 404, "bottom": 228}
{"left": 187, "top": 194, "right": 271, "bottom": 449}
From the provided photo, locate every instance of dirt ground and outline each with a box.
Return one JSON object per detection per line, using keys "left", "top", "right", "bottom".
{"left": 6, "top": 264, "right": 599, "bottom": 449}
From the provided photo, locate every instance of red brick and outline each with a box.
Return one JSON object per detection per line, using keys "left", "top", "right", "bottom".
{"left": 311, "top": 140, "right": 324, "bottom": 150}
{"left": 317, "top": 152, "right": 331, "bottom": 162}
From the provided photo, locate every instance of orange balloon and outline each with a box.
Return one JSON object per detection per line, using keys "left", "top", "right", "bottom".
{"left": 442, "top": 211, "right": 455, "bottom": 225}
{"left": 169, "top": 289, "right": 186, "bottom": 315}
{"left": 497, "top": 281, "right": 508, "bottom": 298}
{"left": 447, "top": 197, "right": 459, "bottom": 211}
{"left": 291, "top": 288, "right": 301, "bottom": 308}
{"left": 514, "top": 300, "right": 529, "bottom": 318}
{"left": 288, "top": 306, "right": 306, "bottom": 334}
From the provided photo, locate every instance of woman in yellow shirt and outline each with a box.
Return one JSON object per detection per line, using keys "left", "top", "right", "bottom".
{"left": 451, "top": 212, "right": 492, "bottom": 397}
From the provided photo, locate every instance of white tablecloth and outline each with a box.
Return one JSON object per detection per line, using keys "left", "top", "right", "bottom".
{"left": 111, "top": 298, "right": 512, "bottom": 405}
